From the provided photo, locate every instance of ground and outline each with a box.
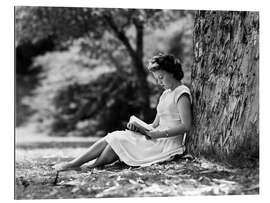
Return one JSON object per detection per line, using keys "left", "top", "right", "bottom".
{"left": 15, "top": 126, "right": 259, "bottom": 199}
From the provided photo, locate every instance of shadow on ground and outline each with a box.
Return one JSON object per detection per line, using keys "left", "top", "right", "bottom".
{"left": 15, "top": 136, "right": 259, "bottom": 199}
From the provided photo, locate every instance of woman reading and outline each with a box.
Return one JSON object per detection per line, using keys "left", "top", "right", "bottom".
{"left": 54, "top": 53, "right": 192, "bottom": 171}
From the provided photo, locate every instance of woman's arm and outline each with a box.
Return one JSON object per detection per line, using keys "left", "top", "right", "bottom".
{"left": 172, "top": 93, "right": 192, "bottom": 134}
{"left": 147, "top": 94, "right": 192, "bottom": 139}
{"left": 150, "top": 114, "right": 160, "bottom": 128}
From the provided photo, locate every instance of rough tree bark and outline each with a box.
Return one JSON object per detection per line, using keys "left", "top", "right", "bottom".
{"left": 188, "top": 11, "right": 259, "bottom": 166}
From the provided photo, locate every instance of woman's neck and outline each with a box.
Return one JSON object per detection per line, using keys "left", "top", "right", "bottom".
{"left": 170, "top": 80, "right": 182, "bottom": 91}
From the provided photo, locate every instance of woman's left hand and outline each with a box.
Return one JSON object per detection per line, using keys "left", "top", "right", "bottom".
{"left": 145, "top": 130, "right": 163, "bottom": 139}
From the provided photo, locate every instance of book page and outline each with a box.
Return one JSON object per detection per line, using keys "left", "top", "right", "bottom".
{"left": 129, "top": 115, "right": 153, "bottom": 131}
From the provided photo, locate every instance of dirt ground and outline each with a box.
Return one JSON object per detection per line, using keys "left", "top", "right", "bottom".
{"left": 15, "top": 126, "right": 259, "bottom": 199}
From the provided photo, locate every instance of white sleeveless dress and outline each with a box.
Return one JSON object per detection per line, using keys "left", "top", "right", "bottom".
{"left": 103, "top": 85, "right": 192, "bottom": 166}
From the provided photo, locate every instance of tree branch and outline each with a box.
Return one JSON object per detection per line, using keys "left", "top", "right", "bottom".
{"left": 102, "top": 14, "right": 137, "bottom": 61}
{"left": 134, "top": 20, "right": 144, "bottom": 62}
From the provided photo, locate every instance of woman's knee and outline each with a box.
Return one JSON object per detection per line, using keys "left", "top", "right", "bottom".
{"left": 95, "top": 138, "right": 108, "bottom": 147}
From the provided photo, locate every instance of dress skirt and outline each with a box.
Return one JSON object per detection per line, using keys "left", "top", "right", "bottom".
{"left": 103, "top": 84, "right": 191, "bottom": 167}
{"left": 103, "top": 129, "right": 185, "bottom": 167}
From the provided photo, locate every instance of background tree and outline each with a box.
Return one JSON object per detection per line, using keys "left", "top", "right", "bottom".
{"left": 189, "top": 11, "right": 259, "bottom": 166}
{"left": 15, "top": 7, "right": 190, "bottom": 120}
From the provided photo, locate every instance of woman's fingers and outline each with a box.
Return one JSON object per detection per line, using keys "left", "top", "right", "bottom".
{"left": 144, "top": 131, "right": 152, "bottom": 140}
{"left": 130, "top": 124, "right": 135, "bottom": 131}
{"left": 127, "top": 122, "right": 136, "bottom": 131}
{"left": 127, "top": 123, "right": 133, "bottom": 130}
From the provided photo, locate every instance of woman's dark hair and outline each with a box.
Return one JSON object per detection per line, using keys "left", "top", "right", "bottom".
{"left": 148, "top": 53, "right": 184, "bottom": 81}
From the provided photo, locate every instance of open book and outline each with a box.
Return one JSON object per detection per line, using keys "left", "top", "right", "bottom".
{"left": 129, "top": 115, "right": 154, "bottom": 138}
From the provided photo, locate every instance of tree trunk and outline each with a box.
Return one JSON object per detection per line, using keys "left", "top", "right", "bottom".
{"left": 188, "top": 11, "right": 259, "bottom": 166}
{"left": 104, "top": 15, "right": 151, "bottom": 120}
{"left": 132, "top": 56, "right": 151, "bottom": 120}
{"left": 133, "top": 21, "right": 151, "bottom": 121}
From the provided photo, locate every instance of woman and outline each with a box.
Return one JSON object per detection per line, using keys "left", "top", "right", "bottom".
{"left": 54, "top": 53, "right": 192, "bottom": 171}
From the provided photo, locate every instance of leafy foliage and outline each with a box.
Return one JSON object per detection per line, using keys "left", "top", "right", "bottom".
{"left": 23, "top": 47, "right": 160, "bottom": 136}
{"left": 16, "top": 7, "right": 194, "bottom": 136}
{"left": 51, "top": 72, "right": 157, "bottom": 136}
{"left": 15, "top": 6, "right": 185, "bottom": 67}
{"left": 15, "top": 7, "right": 190, "bottom": 121}
{"left": 15, "top": 7, "right": 186, "bottom": 45}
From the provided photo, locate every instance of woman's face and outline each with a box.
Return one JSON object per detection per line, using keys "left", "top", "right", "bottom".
{"left": 152, "top": 70, "right": 174, "bottom": 90}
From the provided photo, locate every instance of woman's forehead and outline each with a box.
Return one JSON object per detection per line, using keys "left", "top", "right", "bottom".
{"left": 152, "top": 70, "right": 166, "bottom": 76}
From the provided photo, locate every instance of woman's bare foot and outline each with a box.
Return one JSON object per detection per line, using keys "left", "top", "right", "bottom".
{"left": 53, "top": 162, "right": 81, "bottom": 172}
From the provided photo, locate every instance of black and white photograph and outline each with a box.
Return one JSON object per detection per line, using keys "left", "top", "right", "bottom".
{"left": 12, "top": 0, "right": 262, "bottom": 200}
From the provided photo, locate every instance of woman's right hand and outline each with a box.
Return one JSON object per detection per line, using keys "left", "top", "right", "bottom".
{"left": 127, "top": 122, "right": 138, "bottom": 132}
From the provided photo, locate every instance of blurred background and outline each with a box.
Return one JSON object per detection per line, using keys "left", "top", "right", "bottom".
{"left": 15, "top": 7, "right": 194, "bottom": 138}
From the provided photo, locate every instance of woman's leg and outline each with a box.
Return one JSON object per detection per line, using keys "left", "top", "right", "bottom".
{"left": 68, "top": 138, "right": 108, "bottom": 167}
{"left": 54, "top": 138, "right": 108, "bottom": 171}
{"left": 87, "top": 144, "right": 119, "bottom": 168}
